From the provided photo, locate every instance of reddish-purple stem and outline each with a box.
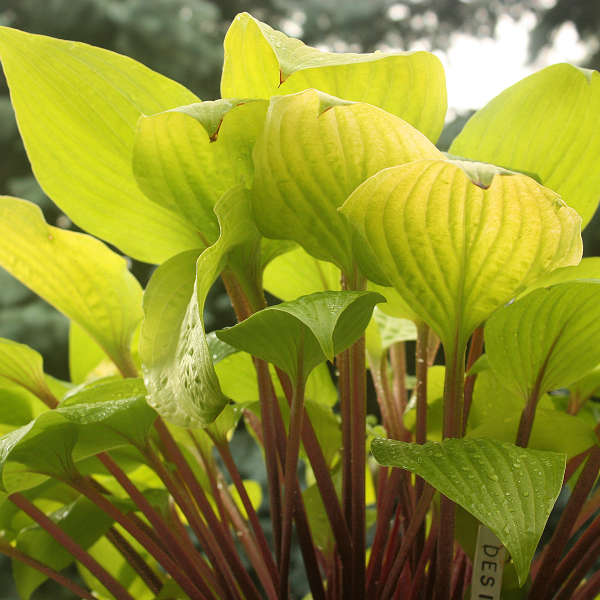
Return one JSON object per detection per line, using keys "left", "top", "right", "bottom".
{"left": 380, "top": 485, "right": 435, "bottom": 600}
{"left": 0, "top": 541, "right": 96, "bottom": 600}
{"left": 105, "top": 527, "right": 163, "bottom": 595}
{"left": 462, "top": 325, "right": 484, "bottom": 435}
{"left": 9, "top": 493, "right": 135, "bottom": 600}
{"left": 531, "top": 446, "right": 600, "bottom": 599}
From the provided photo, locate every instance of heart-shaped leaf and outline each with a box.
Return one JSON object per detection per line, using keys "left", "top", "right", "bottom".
{"left": 221, "top": 12, "right": 447, "bottom": 141}
{"left": 485, "top": 281, "right": 600, "bottom": 400}
{"left": 133, "top": 99, "right": 268, "bottom": 245}
{"left": 141, "top": 186, "right": 259, "bottom": 427}
{"left": 0, "top": 378, "right": 155, "bottom": 493}
{"left": 217, "top": 291, "right": 383, "bottom": 382}
{"left": 0, "top": 27, "right": 201, "bottom": 263}
{"left": 252, "top": 89, "right": 444, "bottom": 273}
{"left": 0, "top": 197, "right": 143, "bottom": 377}
{"left": 450, "top": 64, "right": 600, "bottom": 227}
{"left": 371, "top": 437, "right": 565, "bottom": 584}
{"left": 0, "top": 339, "right": 56, "bottom": 406}
{"left": 341, "top": 159, "right": 582, "bottom": 348}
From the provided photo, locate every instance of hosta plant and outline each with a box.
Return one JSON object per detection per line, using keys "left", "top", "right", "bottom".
{"left": 1, "top": 12, "right": 600, "bottom": 600}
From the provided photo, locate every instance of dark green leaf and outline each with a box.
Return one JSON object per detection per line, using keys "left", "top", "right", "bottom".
{"left": 371, "top": 437, "right": 565, "bottom": 584}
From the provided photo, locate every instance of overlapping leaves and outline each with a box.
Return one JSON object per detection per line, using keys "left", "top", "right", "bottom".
{"left": 216, "top": 291, "right": 383, "bottom": 382}
{"left": 141, "top": 187, "right": 259, "bottom": 427}
{"left": 0, "top": 378, "right": 154, "bottom": 494}
{"left": 0, "top": 26, "right": 200, "bottom": 263}
{"left": 222, "top": 12, "right": 447, "bottom": 141}
{"left": 133, "top": 99, "right": 268, "bottom": 246}
{"left": 450, "top": 64, "right": 600, "bottom": 227}
{"left": 341, "top": 159, "right": 582, "bottom": 347}
{"left": 252, "top": 89, "right": 444, "bottom": 273}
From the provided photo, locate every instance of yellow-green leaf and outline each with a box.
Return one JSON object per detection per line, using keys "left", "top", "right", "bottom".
{"left": 0, "top": 339, "right": 56, "bottom": 406}
{"left": 141, "top": 187, "right": 259, "bottom": 427}
{"left": 133, "top": 99, "right": 268, "bottom": 245}
{"left": 450, "top": 64, "right": 600, "bottom": 227}
{"left": 222, "top": 12, "right": 447, "bottom": 141}
{"left": 217, "top": 291, "right": 384, "bottom": 382}
{"left": 0, "top": 26, "right": 202, "bottom": 262}
{"left": 522, "top": 257, "right": 600, "bottom": 296}
{"left": 341, "top": 159, "right": 582, "bottom": 347}
{"left": 68, "top": 322, "right": 119, "bottom": 385}
{"left": 485, "top": 281, "right": 600, "bottom": 401}
{"left": 252, "top": 89, "right": 444, "bottom": 273}
{"left": 0, "top": 197, "right": 143, "bottom": 377}
{"left": 372, "top": 437, "right": 565, "bottom": 585}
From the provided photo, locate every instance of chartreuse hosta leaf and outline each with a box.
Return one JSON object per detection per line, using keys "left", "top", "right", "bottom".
{"left": 222, "top": 13, "right": 447, "bottom": 141}
{"left": 0, "top": 378, "right": 155, "bottom": 494}
{"left": 217, "top": 291, "right": 383, "bottom": 382}
{"left": 264, "top": 246, "right": 417, "bottom": 324}
{"left": 209, "top": 336, "right": 338, "bottom": 408}
{"left": 341, "top": 159, "right": 582, "bottom": 348}
{"left": 69, "top": 322, "right": 117, "bottom": 385}
{"left": 367, "top": 307, "right": 417, "bottom": 358}
{"left": 0, "top": 383, "right": 47, "bottom": 437}
{"left": 0, "top": 197, "right": 143, "bottom": 377}
{"left": 468, "top": 371, "right": 597, "bottom": 459}
{"left": 13, "top": 497, "right": 116, "bottom": 600}
{"left": 263, "top": 246, "right": 340, "bottom": 302}
{"left": 0, "top": 339, "right": 56, "bottom": 406}
{"left": 570, "top": 365, "right": 600, "bottom": 406}
{"left": 485, "top": 281, "right": 600, "bottom": 401}
{"left": 133, "top": 99, "right": 268, "bottom": 245}
{"left": 0, "top": 27, "right": 202, "bottom": 263}
{"left": 252, "top": 89, "right": 444, "bottom": 273}
{"left": 141, "top": 186, "right": 259, "bottom": 427}
{"left": 450, "top": 64, "right": 600, "bottom": 227}
{"left": 371, "top": 437, "right": 565, "bottom": 584}
{"left": 79, "top": 535, "right": 156, "bottom": 600}
{"left": 521, "top": 256, "right": 600, "bottom": 296}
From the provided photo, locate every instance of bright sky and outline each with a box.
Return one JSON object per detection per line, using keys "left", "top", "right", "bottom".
{"left": 435, "top": 12, "right": 591, "bottom": 115}
{"left": 284, "top": 8, "right": 593, "bottom": 118}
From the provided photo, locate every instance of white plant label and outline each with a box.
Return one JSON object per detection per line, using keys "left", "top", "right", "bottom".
{"left": 470, "top": 524, "right": 506, "bottom": 600}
